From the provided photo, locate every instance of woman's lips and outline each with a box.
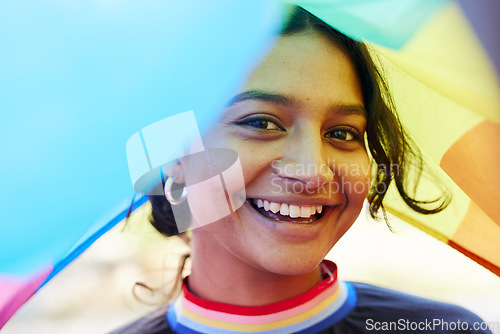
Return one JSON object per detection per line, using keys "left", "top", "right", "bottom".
{"left": 248, "top": 198, "right": 325, "bottom": 223}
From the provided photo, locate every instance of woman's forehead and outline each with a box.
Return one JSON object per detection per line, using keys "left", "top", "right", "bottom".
{"left": 241, "top": 32, "right": 364, "bottom": 108}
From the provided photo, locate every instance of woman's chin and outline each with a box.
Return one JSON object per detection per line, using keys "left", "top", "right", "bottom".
{"left": 248, "top": 248, "right": 329, "bottom": 277}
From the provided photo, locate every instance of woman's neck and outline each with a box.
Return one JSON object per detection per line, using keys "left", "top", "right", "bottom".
{"left": 188, "top": 233, "right": 323, "bottom": 306}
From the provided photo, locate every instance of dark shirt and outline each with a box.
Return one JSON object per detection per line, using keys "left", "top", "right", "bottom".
{"left": 110, "top": 282, "right": 491, "bottom": 334}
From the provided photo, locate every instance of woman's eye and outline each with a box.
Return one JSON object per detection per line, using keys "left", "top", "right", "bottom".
{"left": 325, "top": 128, "right": 358, "bottom": 141}
{"left": 236, "top": 115, "right": 284, "bottom": 131}
{"left": 246, "top": 119, "right": 281, "bottom": 130}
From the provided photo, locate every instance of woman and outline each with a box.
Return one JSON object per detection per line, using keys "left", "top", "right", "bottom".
{"left": 114, "top": 6, "right": 490, "bottom": 334}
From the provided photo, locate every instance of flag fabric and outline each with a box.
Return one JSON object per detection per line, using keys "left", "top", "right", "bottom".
{"left": 1, "top": 0, "right": 498, "bottom": 328}
{"left": 0, "top": 0, "right": 281, "bottom": 327}
{"left": 371, "top": 2, "right": 500, "bottom": 276}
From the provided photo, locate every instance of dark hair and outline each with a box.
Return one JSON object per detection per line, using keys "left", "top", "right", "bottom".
{"left": 149, "top": 183, "right": 188, "bottom": 237}
{"left": 148, "top": 6, "right": 450, "bottom": 237}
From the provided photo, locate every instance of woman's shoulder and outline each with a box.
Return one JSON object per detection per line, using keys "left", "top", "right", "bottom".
{"left": 108, "top": 306, "right": 173, "bottom": 334}
{"left": 340, "top": 281, "right": 491, "bottom": 333}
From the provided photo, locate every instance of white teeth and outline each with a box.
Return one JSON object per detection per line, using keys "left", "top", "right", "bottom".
{"left": 269, "top": 202, "right": 281, "bottom": 213}
{"left": 252, "top": 199, "right": 324, "bottom": 219}
{"left": 279, "top": 203, "right": 289, "bottom": 215}
{"left": 301, "top": 206, "right": 311, "bottom": 218}
{"left": 289, "top": 205, "right": 301, "bottom": 218}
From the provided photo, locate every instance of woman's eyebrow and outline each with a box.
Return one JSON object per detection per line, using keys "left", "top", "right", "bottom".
{"left": 329, "top": 104, "right": 367, "bottom": 117}
{"left": 227, "top": 89, "right": 367, "bottom": 117}
{"left": 226, "top": 90, "right": 295, "bottom": 108}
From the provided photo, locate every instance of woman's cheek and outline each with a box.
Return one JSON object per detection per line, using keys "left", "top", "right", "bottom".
{"left": 341, "top": 156, "right": 371, "bottom": 201}
{"left": 180, "top": 148, "right": 247, "bottom": 230}
{"left": 232, "top": 145, "right": 279, "bottom": 183}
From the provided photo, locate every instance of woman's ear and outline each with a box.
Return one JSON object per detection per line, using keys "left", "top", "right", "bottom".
{"left": 163, "top": 161, "right": 185, "bottom": 183}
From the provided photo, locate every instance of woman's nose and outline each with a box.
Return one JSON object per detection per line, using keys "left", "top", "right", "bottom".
{"left": 272, "top": 130, "right": 334, "bottom": 190}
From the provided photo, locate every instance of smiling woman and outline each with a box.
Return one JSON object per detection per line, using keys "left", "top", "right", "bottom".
{"left": 112, "top": 6, "right": 490, "bottom": 334}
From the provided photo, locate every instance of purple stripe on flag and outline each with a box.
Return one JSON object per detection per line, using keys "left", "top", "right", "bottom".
{"left": 458, "top": 0, "right": 500, "bottom": 76}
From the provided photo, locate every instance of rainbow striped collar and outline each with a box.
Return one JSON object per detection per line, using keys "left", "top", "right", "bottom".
{"left": 166, "top": 261, "right": 357, "bottom": 333}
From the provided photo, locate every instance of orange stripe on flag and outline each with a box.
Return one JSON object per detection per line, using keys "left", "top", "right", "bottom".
{"left": 441, "top": 120, "right": 500, "bottom": 226}
{"left": 450, "top": 201, "right": 500, "bottom": 276}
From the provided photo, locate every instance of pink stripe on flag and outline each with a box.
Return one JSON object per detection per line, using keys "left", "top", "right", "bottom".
{"left": 0, "top": 266, "right": 53, "bottom": 329}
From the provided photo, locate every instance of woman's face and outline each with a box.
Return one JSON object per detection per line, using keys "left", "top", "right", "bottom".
{"left": 184, "top": 32, "right": 371, "bottom": 275}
